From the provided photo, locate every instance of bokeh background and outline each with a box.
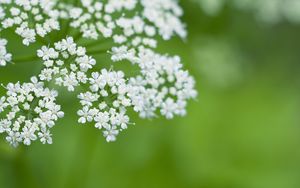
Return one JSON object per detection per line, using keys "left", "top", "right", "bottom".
{"left": 1, "top": 0, "right": 300, "bottom": 188}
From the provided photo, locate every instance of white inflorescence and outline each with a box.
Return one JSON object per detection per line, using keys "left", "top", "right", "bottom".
{"left": 0, "top": 0, "right": 197, "bottom": 146}
{"left": 38, "top": 37, "right": 96, "bottom": 92}
{"left": 68, "top": 0, "right": 186, "bottom": 42}
{"left": 0, "top": 38, "right": 11, "bottom": 67}
{"left": 77, "top": 69, "right": 132, "bottom": 142}
{"left": 0, "top": 77, "right": 64, "bottom": 147}
{"left": 0, "top": 0, "right": 60, "bottom": 45}
{"left": 141, "top": 0, "right": 187, "bottom": 40}
{"left": 127, "top": 48, "right": 197, "bottom": 119}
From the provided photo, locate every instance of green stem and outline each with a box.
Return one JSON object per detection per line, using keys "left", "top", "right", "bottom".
{"left": 87, "top": 49, "right": 110, "bottom": 56}
{"left": 59, "top": 0, "right": 81, "bottom": 40}
{"left": 12, "top": 56, "right": 39, "bottom": 64}
{"left": 73, "top": 32, "right": 83, "bottom": 42}
{"left": 13, "top": 146, "right": 40, "bottom": 188}
{"left": 81, "top": 38, "right": 112, "bottom": 49}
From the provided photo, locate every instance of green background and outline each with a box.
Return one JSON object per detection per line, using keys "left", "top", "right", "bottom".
{"left": 1, "top": 1, "right": 300, "bottom": 188}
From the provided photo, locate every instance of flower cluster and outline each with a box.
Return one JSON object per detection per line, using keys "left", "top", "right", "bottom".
{"left": 68, "top": 0, "right": 186, "bottom": 44}
{"left": 141, "top": 0, "right": 187, "bottom": 40}
{"left": 127, "top": 48, "right": 197, "bottom": 119}
{"left": 0, "top": 0, "right": 60, "bottom": 45}
{"left": 0, "top": 38, "right": 11, "bottom": 67}
{"left": 78, "top": 69, "right": 132, "bottom": 142}
{"left": 68, "top": 0, "right": 115, "bottom": 40}
{"left": 0, "top": 0, "right": 197, "bottom": 146}
{"left": 0, "top": 77, "right": 64, "bottom": 147}
{"left": 38, "top": 37, "right": 96, "bottom": 92}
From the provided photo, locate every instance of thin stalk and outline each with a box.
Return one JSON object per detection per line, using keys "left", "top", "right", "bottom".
{"left": 73, "top": 32, "right": 83, "bottom": 42}
{"left": 60, "top": 0, "right": 80, "bottom": 39}
{"left": 12, "top": 56, "right": 39, "bottom": 64}
{"left": 87, "top": 49, "right": 110, "bottom": 56}
{"left": 80, "top": 38, "right": 112, "bottom": 49}
{"left": 13, "top": 146, "right": 40, "bottom": 188}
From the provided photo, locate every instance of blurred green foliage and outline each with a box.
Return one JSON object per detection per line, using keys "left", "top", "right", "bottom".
{"left": 1, "top": 1, "right": 300, "bottom": 188}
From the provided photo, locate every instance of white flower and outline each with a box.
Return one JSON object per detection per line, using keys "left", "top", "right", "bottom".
{"left": 76, "top": 55, "right": 96, "bottom": 72}
{"left": 38, "top": 37, "right": 96, "bottom": 91}
{"left": 67, "top": 0, "right": 186, "bottom": 49}
{"left": 0, "top": 96, "right": 7, "bottom": 112}
{"left": 6, "top": 131, "right": 22, "bottom": 148}
{"left": 0, "top": 77, "right": 64, "bottom": 147}
{"left": 127, "top": 48, "right": 197, "bottom": 119}
{"left": 38, "top": 128, "right": 53, "bottom": 144}
{"left": 77, "top": 106, "right": 96, "bottom": 124}
{"left": 0, "top": 0, "right": 197, "bottom": 146}
{"left": 37, "top": 46, "right": 59, "bottom": 60}
{"left": 141, "top": 0, "right": 187, "bottom": 40}
{"left": 160, "top": 98, "right": 177, "bottom": 119}
{"left": 0, "top": 38, "right": 12, "bottom": 66}
{"left": 77, "top": 69, "right": 132, "bottom": 142}
{"left": 103, "top": 125, "right": 119, "bottom": 142}
{"left": 22, "top": 126, "right": 38, "bottom": 146}
{"left": 0, "top": 0, "right": 61, "bottom": 45}
{"left": 94, "top": 112, "right": 110, "bottom": 129}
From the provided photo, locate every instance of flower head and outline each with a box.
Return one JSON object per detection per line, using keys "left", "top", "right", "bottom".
{"left": 0, "top": 38, "right": 11, "bottom": 66}
{"left": 127, "top": 48, "right": 197, "bottom": 119}
{"left": 38, "top": 37, "right": 96, "bottom": 92}
{"left": 0, "top": 0, "right": 61, "bottom": 45}
{"left": 0, "top": 0, "right": 197, "bottom": 146}
{"left": 0, "top": 77, "right": 64, "bottom": 147}
{"left": 77, "top": 69, "right": 132, "bottom": 142}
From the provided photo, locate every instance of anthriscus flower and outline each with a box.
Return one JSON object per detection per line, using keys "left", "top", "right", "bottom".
{"left": 0, "top": 38, "right": 11, "bottom": 66}
{"left": 127, "top": 48, "right": 197, "bottom": 119}
{"left": 78, "top": 69, "right": 132, "bottom": 142}
{"left": 0, "top": 0, "right": 197, "bottom": 146}
{"left": 0, "top": 77, "right": 64, "bottom": 147}
{"left": 38, "top": 37, "right": 96, "bottom": 92}
{"left": 0, "top": 0, "right": 60, "bottom": 45}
